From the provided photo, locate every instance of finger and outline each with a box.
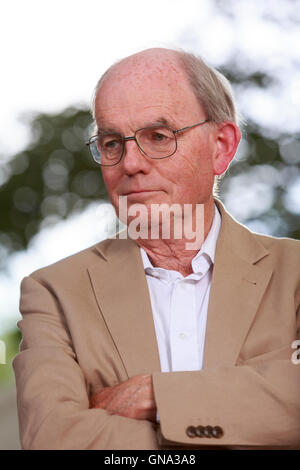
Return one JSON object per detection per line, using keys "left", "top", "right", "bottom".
{"left": 89, "top": 386, "right": 115, "bottom": 408}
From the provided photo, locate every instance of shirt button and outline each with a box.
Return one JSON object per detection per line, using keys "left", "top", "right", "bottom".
{"left": 178, "top": 333, "right": 188, "bottom": 340}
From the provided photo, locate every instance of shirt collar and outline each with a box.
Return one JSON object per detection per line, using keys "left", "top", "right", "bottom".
{"left": 192, "top": 203, "right": 221, "bottom": 266}
{"left": 140, "top": 204, "right": 221, "bottom": 277}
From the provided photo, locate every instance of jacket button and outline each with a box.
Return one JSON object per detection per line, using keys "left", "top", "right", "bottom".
{"left": 186, "top": 426, "right": 197, "bottom": 438}
{"left": 212, "top": 426, "right": 224, "bottom": 438}
{"left": 203, "top": 425, "right": 213, "bottom": 438}
{"left": 195, "top": 426, "right": 205, "bottom": 437}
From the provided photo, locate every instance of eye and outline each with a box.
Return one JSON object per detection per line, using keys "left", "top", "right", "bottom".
{"left": 152, "top": 131, "right": 167, "bottom": 141}
{"left": 140, "top": 127, "right": 173, "bottom": 144}
{"left": 151, "top": 130, "right": 170, "bottom": 142}
{"left": 105, "top": 140, "right": 120, "bottom": 149}
{"left": 100, "top": 135, "right": 122, "bottom": 152}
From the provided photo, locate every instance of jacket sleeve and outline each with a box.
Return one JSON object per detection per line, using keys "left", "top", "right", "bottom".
{"left": 13, "top": 275, "right": 159, "bottom": 450}
{"left": 152, "top": 305, "right": 300, "bottom": 449}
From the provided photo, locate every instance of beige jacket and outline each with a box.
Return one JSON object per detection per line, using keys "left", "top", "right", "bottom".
{"left": 13, "top": 200, "right": 300, "bottom": 449}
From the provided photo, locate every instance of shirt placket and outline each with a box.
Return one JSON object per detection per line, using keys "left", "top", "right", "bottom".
{"left": 169, "top": 278, "right": 199, "bottom": 372}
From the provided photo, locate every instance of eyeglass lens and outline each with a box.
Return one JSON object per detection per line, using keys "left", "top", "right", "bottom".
{"left": 91, "top": 126, "right": 176, "bottom": 165}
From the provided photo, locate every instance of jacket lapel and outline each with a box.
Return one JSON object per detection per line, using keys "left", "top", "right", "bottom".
{"left": 203, "top": 200, "right": 273, "bottom": 368}
{"left": 88, "top": 200, "right": 273, "bottom": 375}
{"left": 88, "top": 237, "right": 161, "bottom": 378}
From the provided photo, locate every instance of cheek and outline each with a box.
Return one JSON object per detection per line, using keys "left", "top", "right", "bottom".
{"left": 101, "top": 172, "right": 122, "bottom": 210}
{"left": 169, "top": 147, "right": 215, "bottom": 199}
{"left": 176, "top": 145, "right": 214, "bottom": 182}
{"left": 102, "top": 170, "right": 119, "bottom": 195}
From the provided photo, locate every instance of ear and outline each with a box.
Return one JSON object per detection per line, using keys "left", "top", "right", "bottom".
{"left": 213, "top": 122, "right": 241, "bottom": 175}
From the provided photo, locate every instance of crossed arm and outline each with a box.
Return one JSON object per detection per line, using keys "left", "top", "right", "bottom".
{"left": 89, "top": 374, "right": 156, "bottom": 423}
{"left": 14, "top": 274, "right": 300, "bottom": 449}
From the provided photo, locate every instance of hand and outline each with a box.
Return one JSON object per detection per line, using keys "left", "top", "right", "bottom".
{"left": 89, "top": 374, "right": 157, "bottom": 423}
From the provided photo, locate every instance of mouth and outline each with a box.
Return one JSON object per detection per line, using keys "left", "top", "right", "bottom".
{"left": 123, "top": 190, "right": 161, "bottom": 196}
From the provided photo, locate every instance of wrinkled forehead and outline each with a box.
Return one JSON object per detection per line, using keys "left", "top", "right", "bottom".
{"left": 94, "top": 51, "right": 200, "bottom": 121}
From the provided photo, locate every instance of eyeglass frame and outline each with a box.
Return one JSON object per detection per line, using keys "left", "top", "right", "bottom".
{"left": 86, "top": 119, "right": 210, "bottom": 166}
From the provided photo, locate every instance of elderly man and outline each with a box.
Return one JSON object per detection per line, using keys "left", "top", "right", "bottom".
{"left": 13, "top": 48, "right": 300, "bottom": 450}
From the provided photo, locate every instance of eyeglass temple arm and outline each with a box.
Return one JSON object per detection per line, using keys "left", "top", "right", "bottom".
{"left": 174, "top": 119, "right": 209, "bottom": 135}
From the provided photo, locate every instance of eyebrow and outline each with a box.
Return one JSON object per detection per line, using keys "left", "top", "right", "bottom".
{"left": 97, "top": 117, "right": 176, "bottom": 136}
{"left": 97, "top": 128, "right": 120, "bottom": 136}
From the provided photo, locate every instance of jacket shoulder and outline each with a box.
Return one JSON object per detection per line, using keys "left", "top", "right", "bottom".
{"left": 249, "top": 230, "right": 300, "bottom": 258}
{"left": 27, "top": 238, "right": 110, "bottom": 282}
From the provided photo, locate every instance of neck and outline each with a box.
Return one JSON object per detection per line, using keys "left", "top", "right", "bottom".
{"left": 136, "top": 198, "right": 215, "bottom": 277}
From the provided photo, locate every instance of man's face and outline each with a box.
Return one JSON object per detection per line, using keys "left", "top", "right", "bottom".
{"left": 94, "top": 53, "right": 218, "bottom": 225}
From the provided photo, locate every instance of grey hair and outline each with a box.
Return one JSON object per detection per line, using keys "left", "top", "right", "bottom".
{"left": 173, "top": 50, "right": 241, "bottom": 195}
{"left": 176, "top": 50, "right": 240, "bottom": 125}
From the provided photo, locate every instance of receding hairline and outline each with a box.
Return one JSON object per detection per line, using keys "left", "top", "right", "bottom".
{"left": 92, "top": 48, "right": 191, "bottom": 110}
{"left": 91, "top": 47, "right": 239, "bottom": 125}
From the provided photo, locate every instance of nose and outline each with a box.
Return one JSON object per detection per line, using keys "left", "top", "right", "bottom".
{"left": 121, "top": 138, "right": 151, "bottom": 175}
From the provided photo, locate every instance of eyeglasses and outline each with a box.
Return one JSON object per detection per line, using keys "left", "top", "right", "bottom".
{"left": 86, "top": 119, "right": 210, "bottom": 166}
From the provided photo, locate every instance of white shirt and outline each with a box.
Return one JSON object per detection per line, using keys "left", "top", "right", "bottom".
{"left": 140, "top": 205, "right": 221, "bottom": 374}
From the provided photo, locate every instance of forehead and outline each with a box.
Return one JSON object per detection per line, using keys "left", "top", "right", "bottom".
{"left": 94, "top": 52, "right": 203, "bottom": 129}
